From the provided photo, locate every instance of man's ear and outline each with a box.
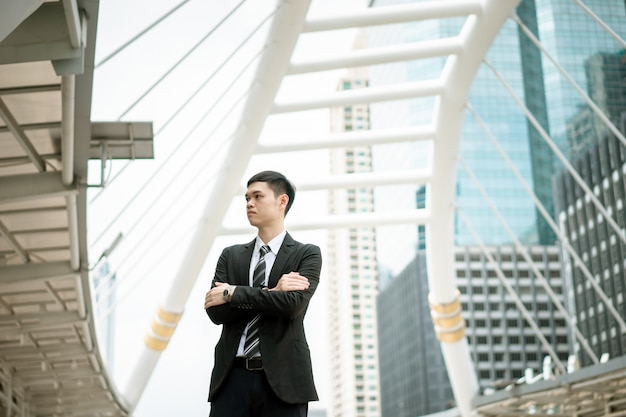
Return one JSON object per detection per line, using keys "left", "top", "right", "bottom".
{"left": 279, "top": 193, "right": 289, "bottom": 210}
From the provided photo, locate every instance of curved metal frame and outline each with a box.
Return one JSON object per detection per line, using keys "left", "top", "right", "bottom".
{"left": 427, "top": 1, "right": 520, "bottom": 414}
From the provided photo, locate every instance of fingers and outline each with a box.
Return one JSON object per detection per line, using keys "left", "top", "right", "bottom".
{"left": 272, "top": 272, "right": 310, "bottom": 292}
{"left": 204, "top": 290, "right": 213, "bottom": 309}
{"left": 204, "top": 285, "right": 225, "bottom": 309}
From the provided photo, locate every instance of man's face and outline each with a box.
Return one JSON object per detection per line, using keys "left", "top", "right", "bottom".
{"left": 245, "top": 181, "right": 285, "bottom": 228}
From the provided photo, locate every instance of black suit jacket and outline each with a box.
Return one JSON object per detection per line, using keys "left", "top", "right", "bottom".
{"left": 206, "top": 232, "right": 322, "bottom": 404}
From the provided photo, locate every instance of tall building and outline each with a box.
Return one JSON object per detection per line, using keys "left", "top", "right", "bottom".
{"left": 327, "top": 61, "right": 382, "bottom": 416}
{"left": 554, "top": 36, "right": 626, "bottom": 367}
{"left": 538, "top": 3, "right": 626, "bottom": 158}
{"left": 554, "top": 128, "right": 626, "bottom": 366}
{"left": 455, "top": 245, "right": 571, "bottom": 387}
{"left": 368, "top": 0, "right": 626, "bottom": 248}
{"left": 377, "top": 252, "right": 454, "bottom": 417}
{"left": 567, "top": 51, "right": 626, "bottom": 159}
{"left": 377, "top": 245, "right": 570, "bottom": 417}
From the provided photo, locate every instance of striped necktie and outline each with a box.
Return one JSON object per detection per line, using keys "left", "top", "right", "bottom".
{"left": 243, "top": 245, "right": 270, "bottom": 358}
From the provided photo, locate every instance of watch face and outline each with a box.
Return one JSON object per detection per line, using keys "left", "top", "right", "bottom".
{"left": 223, "top": 289, "right": 229, "bottom": 296}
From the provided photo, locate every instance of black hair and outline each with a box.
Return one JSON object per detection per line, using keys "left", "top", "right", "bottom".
{"left": 247, "top": 170, "right": 296, "bottom": 215}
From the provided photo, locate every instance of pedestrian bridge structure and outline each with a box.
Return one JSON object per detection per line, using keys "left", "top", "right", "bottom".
{"left": 1, "top": 0, "right": 625, "bottom": 416}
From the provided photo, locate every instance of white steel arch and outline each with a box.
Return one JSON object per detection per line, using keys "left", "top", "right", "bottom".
{"left": 427, "top": 1, "right": 520, "bottom": 415}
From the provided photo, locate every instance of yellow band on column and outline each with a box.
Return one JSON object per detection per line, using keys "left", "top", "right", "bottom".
{"left": 435, "top": 325, "right": 466, "bottom": 343}
{"left": 429, "top": 291, "right": 461, "bottom": 315}
{"left": 144, "top": 333, "right": 169, "bottom": 352}
{"left": 429, "top": 291, "right": 466, "bottom": 343}
{"left": 151, "top": 319, "right": 176, "bottom": 338}
{"left": 157, "top": 306, "right": 182, "bottom": 324}
{"left": 432, "top": 313, "right": 464, "bottom": 329}
{"left": 144, "top": 307, "right": 184, "bottom": 352}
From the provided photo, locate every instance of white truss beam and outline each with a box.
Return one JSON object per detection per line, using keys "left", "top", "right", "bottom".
{"left": 258, "top": 125, "right": 434, "bottom": 153}
{"left": 272, "top": 79, "right": 444, "bottom": 114}
{"left": 288, "top": 37, "right": 463, "bottom": 75}
{"left": 296, "top": 169, "right": 431, "bottom": 191}
{"left": 291, "top": 209, "right": 429, "bottom": 230}
{"left": 232, "top": 169, "right": 431, "bottom": 196}
{"left": 303, "top": 0, "right": 482, "bottom": 32}
{"left": 221, "top": 209, "right": 429, "bottom": 236}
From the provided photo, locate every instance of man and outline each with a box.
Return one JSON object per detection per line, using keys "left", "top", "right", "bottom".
{"left": 204, "top": 170, "right": 321, "bottom": 417}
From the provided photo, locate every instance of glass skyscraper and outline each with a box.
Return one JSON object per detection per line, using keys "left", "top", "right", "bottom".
{"left": 554, "top": 130, "right": 626, "bottom": 366}
{"left": 369, "top": 0, "right": 626, "bottom": 248}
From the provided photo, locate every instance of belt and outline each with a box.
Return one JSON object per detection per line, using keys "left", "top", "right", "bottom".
{"left": 233, "top": 357, "right": 263, "bottom": 371}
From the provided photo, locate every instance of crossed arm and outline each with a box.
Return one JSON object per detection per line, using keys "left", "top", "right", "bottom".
{"left": 203, "top": 271, "right": 310, "bottom": 309}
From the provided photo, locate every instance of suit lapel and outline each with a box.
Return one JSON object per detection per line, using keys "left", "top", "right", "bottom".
{"left": 238, "top": 239, "right": 256, "bottom": 286}
{"left": 268, "top": 232, "right": 295, "bottom": 288}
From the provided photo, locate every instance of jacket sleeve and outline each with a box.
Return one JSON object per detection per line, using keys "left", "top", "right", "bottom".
{"left": 205, "top": 247, "right": 255, "bottom": 325}
{"left": 230, "top": 244, "right": 322, "bottom": 319}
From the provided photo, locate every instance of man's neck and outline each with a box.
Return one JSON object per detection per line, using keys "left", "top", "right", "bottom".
{"left": 257, "top": 225, "right": 284, "bottom": 244}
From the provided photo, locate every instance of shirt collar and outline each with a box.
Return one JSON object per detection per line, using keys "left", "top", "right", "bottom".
{"left": 255, "top": 230, "right": 286, "bottom": 255}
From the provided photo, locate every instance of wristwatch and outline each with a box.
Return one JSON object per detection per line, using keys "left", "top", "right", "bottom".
{"left": 222, "top": 285, "right": 235, "bottom": 302}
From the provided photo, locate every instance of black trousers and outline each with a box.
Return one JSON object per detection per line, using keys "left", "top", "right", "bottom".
{"left": 209, "top": 367, "right": 308, "bottom": 417}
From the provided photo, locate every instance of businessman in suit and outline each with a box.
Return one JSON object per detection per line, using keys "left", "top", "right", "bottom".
{"left": 204, "top": 170, "right": 322, "bottom": 417}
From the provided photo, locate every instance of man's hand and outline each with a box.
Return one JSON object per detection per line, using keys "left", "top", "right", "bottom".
{"left": 204, "top": 282, "right": 229, "bottom": 309}
{"left": 205, "top": 273, "right": 309, "bottom": 309}
{"left": 270, "top": 272, "right": 310, "bottom": 292}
